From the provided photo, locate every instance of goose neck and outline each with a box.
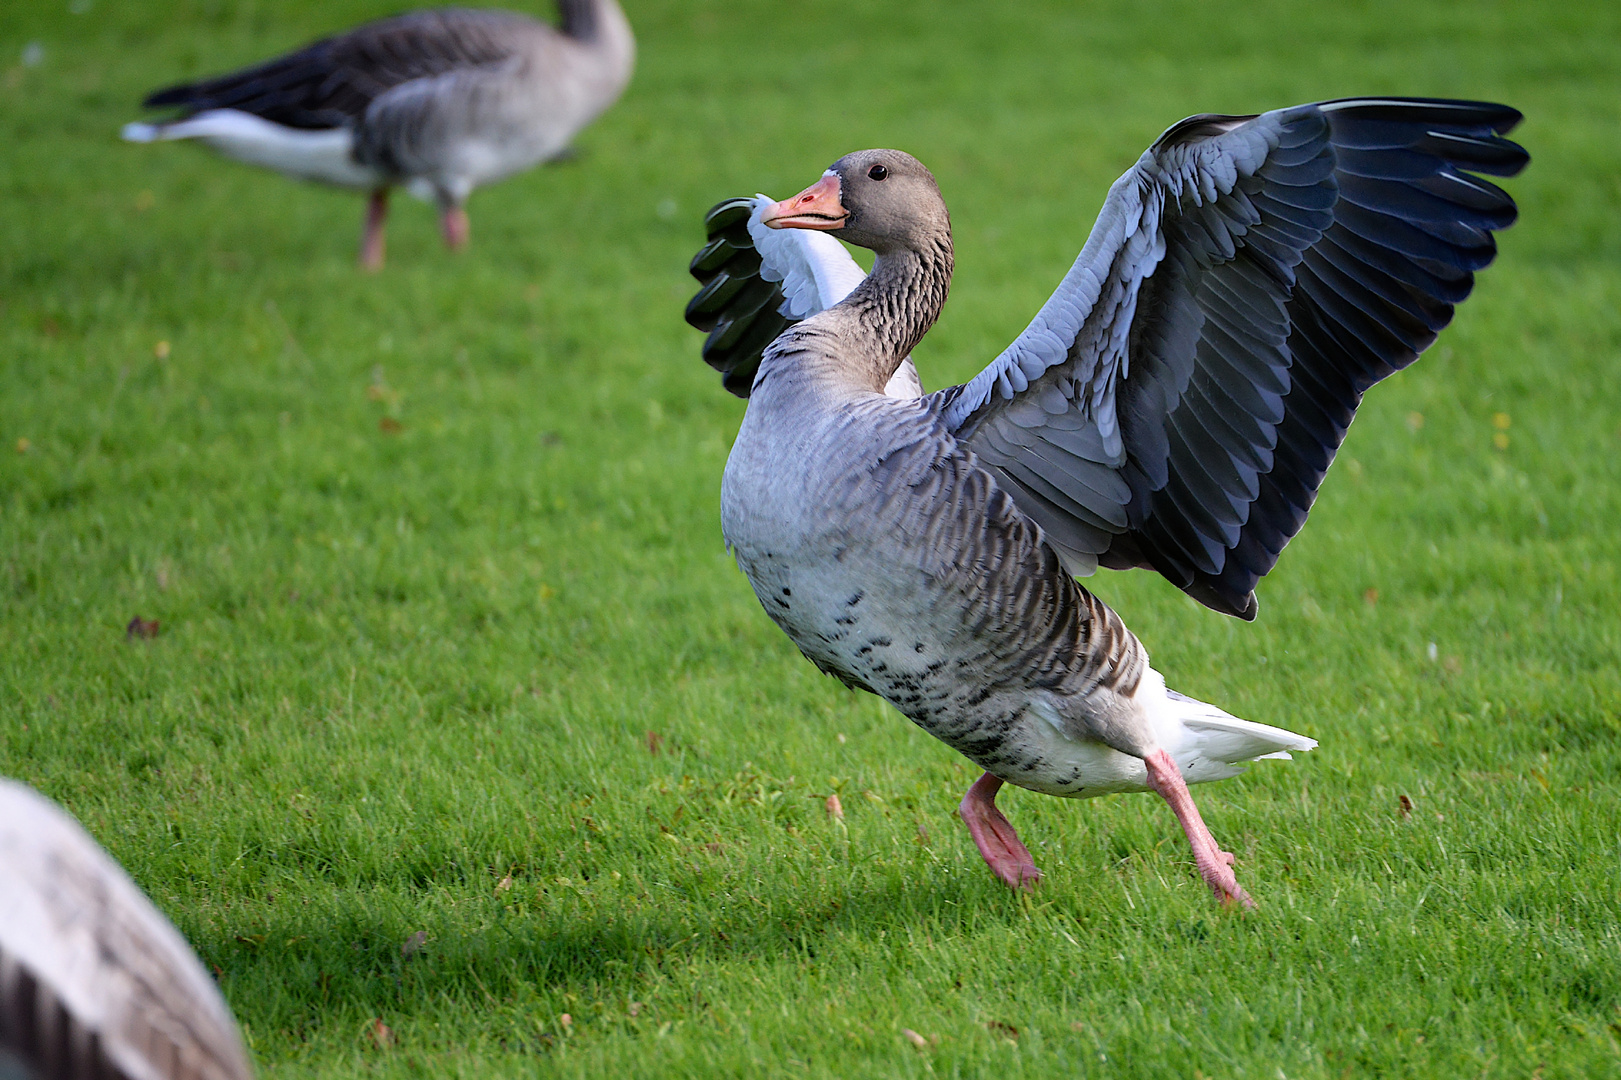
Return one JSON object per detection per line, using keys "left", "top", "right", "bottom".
{"left": 556, "top": 0, "right": 600, "bottom": 39}
{"left": 836, "top": 235, "right": 953, "bottom": 390}
{"left": 551, "top": 0, "right": 635, "bottom": 99}
{"left": 558, "top": 0, "right": 630, "bottom": 48}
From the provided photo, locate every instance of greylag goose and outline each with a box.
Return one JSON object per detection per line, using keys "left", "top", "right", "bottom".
{"left": 122, "top": 2, "right": 634, "bottom": 269}
{"left": 0, "top": 780, "right": 253, "bottom": 1080}
{"left": 687, "top": 98, "right": 1526, "bottom": 906}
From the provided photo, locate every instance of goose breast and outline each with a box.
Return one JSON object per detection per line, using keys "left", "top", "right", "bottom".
{"left": 723, "top": 373, "right": 1151, "bottom": 789}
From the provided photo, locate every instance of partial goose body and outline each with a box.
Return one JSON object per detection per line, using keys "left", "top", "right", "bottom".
{"left": 693, "top": 99, "right": 1527, "bottom": 905}
{"left": 123, "top": 2, "right": 633, "bottom": 268}
{"left": 724, "top": 366, "right": 1307, "bottom": 801}
{"left": 0, "top": 780, "right": 253, "bottom": 1080}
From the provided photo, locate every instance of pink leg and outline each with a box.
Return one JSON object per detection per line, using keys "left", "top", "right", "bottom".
{"left": 359, "top": 188, "right": 389, "bottom": 271}
{"left": 958, "top": 772, "right": 1042, "bottom": 890}
{"left": 1143, "top": 748, "right": 1254, "bottom": 909}
{"left": 440, "top": 205, "right": 470, "bottom": 251}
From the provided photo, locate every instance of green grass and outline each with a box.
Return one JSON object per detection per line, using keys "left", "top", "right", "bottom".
{"left": 3, "top": 0, "right": 1620, "bottom": 1076}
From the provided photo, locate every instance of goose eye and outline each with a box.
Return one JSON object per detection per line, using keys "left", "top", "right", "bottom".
{"left": 867, "top": 165, "right": 888, "bottom": 181}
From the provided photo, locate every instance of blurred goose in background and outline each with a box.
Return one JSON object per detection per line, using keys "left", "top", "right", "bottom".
{"left": 688, "top": 98, "right": 1526, "bottom": 906}
{"left": 0, "top": 779, "right": 253, "bottom": 1080}
{"left": 123, "top": 2, "right": 634, "bottom": 269}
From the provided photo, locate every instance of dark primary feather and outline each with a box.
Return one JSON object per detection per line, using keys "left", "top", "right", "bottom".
{"left": 1, "top": 954, "right": 247, "bottom": 1080}
{"left": 947, "top": 97, "right": 1525, "bottom": 619}
{"left": 1119, "top": 98, "right": 1524, "bottom": 617}
{"left": 686, "top": 198, "right": 794, "bottom": 398}
{"left": 142, "top": 8, "right": 539, "bottom": 130}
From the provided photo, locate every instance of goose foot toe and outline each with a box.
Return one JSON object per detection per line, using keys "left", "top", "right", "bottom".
{"left": 1201, "top": 858, "right": 1255, "bottom": 910}
{"left": 1144, "top": 747, "right": 1257, "bottom": 910}
{"left": 958, "top": 771, "right": 1042, "bottom": 892}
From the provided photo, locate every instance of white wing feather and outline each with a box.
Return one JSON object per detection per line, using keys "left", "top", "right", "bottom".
{"left": 744, "top": 195, "right": 923, "bottom": 399}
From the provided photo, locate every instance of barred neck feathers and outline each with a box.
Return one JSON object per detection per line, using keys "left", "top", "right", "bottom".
{"left": 757, "top": 238, "right": 952, "bottom": 400}
{"left": 823, "top": 234, "right": 953, "bottom": 393}
{"left": 755, "top": 148, "right": 954, "bottom": 397}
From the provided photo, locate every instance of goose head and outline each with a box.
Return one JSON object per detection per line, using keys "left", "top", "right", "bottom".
{"left": 763, "top": 149, "right": 949, "bottom": 256}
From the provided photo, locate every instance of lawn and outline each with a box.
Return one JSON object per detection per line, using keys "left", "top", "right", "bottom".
{"left": 3, "top": 0, "right": 1620, "bottom": 1076}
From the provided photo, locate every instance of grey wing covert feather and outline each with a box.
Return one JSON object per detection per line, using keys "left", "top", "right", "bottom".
{"left": 836, "top": 410, "right": 1148, "bottom": 725}
{"left": 141, "top": 9, "right": 538, "bottom": 130}
{"left": 936, "top": 97, "right": 1527, "bottom": 618}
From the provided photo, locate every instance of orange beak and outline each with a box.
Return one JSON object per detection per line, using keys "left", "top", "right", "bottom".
{"left": 762, "top": 174, "right": 847, "bottom": 230}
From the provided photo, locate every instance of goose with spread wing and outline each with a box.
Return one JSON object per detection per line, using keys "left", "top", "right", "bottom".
{"left": 687, "top": 98, "right": 1526, "bottom": 906}
{"left": 123, "top": 2, "right": 634, "bottom": 269}
{"left": 0, "top": 780, "right": 253, "bottom": 1080}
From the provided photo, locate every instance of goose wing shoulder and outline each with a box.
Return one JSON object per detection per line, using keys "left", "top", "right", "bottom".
{"left": 934, "top": 97, "right": 1527, "bottom": 619}
{"left": 686, "top": 196, "right": 923, "bottom": 399}
{"left": 141, "top": 8, "right": 545, "bottom": 130}
{"left": 0, "top": 780, "right": 253, "bottom": 1080}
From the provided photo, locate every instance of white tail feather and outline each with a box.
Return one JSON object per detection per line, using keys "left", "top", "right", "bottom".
{"left": 1144, "top": 670, "right": 1316, "bottom": 786}
{"left": 120, "top": 109, "right": 383, "bottom": 188}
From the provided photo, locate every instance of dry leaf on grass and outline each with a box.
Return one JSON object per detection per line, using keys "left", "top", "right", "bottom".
{"left": 125, "top": 616, "right": 160, "bottom": 640}
{"left": 369, "top": 1019, "right": 394, "bottom": 1049}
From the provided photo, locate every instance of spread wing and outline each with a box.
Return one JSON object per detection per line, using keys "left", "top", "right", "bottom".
{"left": 685, "top": 196, "right": 923, "bottom": 399}
{"left": 140, "top": 8, "right": 542, "bottom": 129}
{"left": 934, "top": 97, "right": 1527, "bottom": 618}
{"left": 0, "top": 780, "right": 253, "bottom": 1080}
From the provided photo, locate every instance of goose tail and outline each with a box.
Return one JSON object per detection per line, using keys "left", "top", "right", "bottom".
{"left": 1143, "top": 670, "right": 1316, "bottom": 785}
{"left": 118, "top": 109, "right": 381, "bottom": 188}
